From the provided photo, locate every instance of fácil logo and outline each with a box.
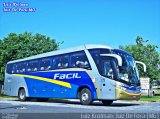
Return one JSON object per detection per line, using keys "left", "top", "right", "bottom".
{"left": 54, "top": 73, "right": 81, "bottom": 80}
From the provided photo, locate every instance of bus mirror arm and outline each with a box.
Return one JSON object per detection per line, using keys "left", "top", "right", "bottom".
{"left": 100, "top": 54, "right": 122, "bottom": 66}
{"left": 135, "top": 61, "right": 146, "bottom": 72}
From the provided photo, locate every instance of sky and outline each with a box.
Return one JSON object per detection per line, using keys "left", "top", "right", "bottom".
{"left": 0, "top": 0, "right": 160, "bottom": 51}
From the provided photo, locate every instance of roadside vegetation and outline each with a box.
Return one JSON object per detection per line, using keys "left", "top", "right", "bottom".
{"left": 0, "top": 94, "right": 14, "bottom": 98}
{"left": 140, "top": 96, "right": 160, "bottom": 102}
{"left": 120, "top": 36, "right": 160, "bottom": 82}
{"left": 0, "top": 32, "right": 62, "bottom": 81}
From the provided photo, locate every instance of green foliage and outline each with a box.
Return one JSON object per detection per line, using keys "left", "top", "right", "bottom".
{"left": 0, "top": 32, "right": 61, "bottom": 81}
{"left": 140, "top": 96, "right": 160, "bottom": 102}
{"left": 120, "top": 36, "right": 160, "bottom": 81}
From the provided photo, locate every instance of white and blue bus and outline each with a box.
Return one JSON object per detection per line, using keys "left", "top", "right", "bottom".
{"left": 4, "top": 44, "right": 145, "bottom": 105}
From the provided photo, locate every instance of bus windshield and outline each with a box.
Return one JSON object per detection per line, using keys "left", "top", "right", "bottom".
{"left": 113, "top": 49, "right": 140, "bottom": 85}
{"left": 89, "top": 49, "right": 140, "bottom": 85}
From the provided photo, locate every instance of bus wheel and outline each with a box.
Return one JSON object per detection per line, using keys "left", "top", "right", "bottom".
{"left": 80, "top": 88, "right": 93, "bottom": 105}
{"left": 102, "top": 100, "right": 113, "bottom": 106}
{"left": 18, "top": 88, "right": 27, "bottom": 101}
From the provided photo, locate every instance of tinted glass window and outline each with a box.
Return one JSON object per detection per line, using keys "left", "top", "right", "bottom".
{"left": 100, "top": 57, "right": 114, "bottom": 79}
{"left": 89, "top": 49, "right": 100, "bottom": 66}
{"left": 52, "top": 58, "right": 56, "bottom": 69}
{"left": 40, "top": 58, "right": 51, "bottom": 71}
{"left": 16, "top": 62, "right": 27, "bottom": 73}
{"left": 70, "top": 51, "right": 91, "bottom": 70}
{"left": 89, "top": 49, "right": 111, "bottom": 66}
{"left": 12, "top": 64, "right": 17, "bottom": 74}
{"left": 27, "top": 60, "right": 39, "bottom": 72}
{"left": 55, "top": 55, "right": 69, "bottom": 69}
{"left": 89, "top": 49, "right": 111, "bottom": 56}
{"left": 6, "top": 64, "right": 13, "bottom": 74}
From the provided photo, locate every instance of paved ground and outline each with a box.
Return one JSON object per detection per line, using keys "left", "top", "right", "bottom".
{"left": 0, "top": 100, "right": 160, "bottom": 119}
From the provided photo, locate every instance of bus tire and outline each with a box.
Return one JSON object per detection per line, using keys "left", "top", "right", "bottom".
{"left": 80, "top": 88, "right": 93, "bottom": 105}
{"left": 102, "top": 100, "right": 113, "bottom": 106}
{"left": 18, "top": 88, "right": 27, "bottom": 101}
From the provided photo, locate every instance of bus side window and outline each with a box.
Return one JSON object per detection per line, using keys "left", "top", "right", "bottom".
{"left": 71, "top": 51, "right": 91, "bottom": 70}
{"left": 61, "top": 55, "right": 69, "bottom": 68}
{"left": 12, "top": 64, "right": 16, "bottom": 74}
{"left": 17, "top": 63, "right": 21, "bottom": 73}
{"left": 16, "top": 63, "right": 20, "bottom": 73}
{"left": 6, "top": 63, "right": 13, "bottom": 74}
{"left": 55, "top": 56, "right": 61, "bottom": 69}
{"left": 40, "top": 58, "right": 51, "bottom": 71}
{"left": 52, "top": 58, "right": 56, "bottom": 70}
{"left": 22, "top": 63, "right": 26, "bottom": 72}
{"left": 17, "top": 62, "right": 27, "bottom": 73}
{"left": 28, "top": 60, "right": 39, "bottom": 72}
{"left": 55, "top": 55, "right": 69, "bottom": 69}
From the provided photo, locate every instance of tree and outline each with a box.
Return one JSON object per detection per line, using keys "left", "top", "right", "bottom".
{"left": 0, "top": 32, "right": 61, "bottom": 81}
{"left": 120, "top": 36, "right": 160, "bottom": 81}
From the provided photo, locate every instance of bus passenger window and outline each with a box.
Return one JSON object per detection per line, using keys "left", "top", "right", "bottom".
{"left": 28, "top": 60, "right": 39, "bottom": 72}
{"left": 55, "top": 55, "right": 69, "bottom": 69}
{"left": 40, "top": 58, "right": 51, "bottom": 71}
{"left": 17, "top": 62, "right": 27, "bottom": 73}
{"left": 55, "top": 57, "right": 61, "bottom": 69}
{"left": 71, "top": 51, "right": 91, "bottom": 70}
{"left": 57, "top": 63, "right": 62, "bottom": 68}
{"left": 12, "top": 64, "right": 16, "bottom": 74}
{"left": 16, "top": 64, "right": 21, "bottom": 73}
{"left": 17, "top": 64, "right": 21, "bottom": 73}
{"left": 6, "top": 63, "right": 15, "bottom": 74}
{"left": 61, "top": 56, "right": 69, "bottom": 68}
{"left": 52, "top": 58, "right": 56, "bottom": 69}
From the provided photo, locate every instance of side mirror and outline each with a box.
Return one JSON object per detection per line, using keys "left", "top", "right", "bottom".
{"left": 100, "top": 54, "right": 122, "bottom": 66}
{"left": 135, "top": 61, "right": 146, "bottom": 72}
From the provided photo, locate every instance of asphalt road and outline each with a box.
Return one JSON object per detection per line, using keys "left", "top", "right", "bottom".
{"left": 0, "top": 100, "right": 160, "bottom": 119}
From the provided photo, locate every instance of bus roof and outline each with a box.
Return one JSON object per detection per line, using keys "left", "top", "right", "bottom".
{"left": 8, "top": 44, "right": 112, "bottom": 64}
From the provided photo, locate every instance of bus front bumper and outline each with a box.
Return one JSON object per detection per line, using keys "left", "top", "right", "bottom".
{"left": 116, "top": 87, "right": 141, "bottom": 100}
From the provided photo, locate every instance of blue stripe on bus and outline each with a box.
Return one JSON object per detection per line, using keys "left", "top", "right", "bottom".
{"left": 22, "top": 71, "right": 98, "bottom": 99}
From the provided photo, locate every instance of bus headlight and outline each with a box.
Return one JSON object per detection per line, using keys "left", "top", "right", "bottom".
{"left": 120, "top": 86, "right": 126, "bottom": 91}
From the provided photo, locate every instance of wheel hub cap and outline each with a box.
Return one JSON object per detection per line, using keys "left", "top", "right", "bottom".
{"left": 82, "top": 93, "right": 89, "bottom": 101}
{"left": 20, "top": 92, "right": 25, "bottom": 99}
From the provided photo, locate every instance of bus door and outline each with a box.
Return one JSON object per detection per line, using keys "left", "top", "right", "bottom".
{"left": 100, "top": 57, "right": 116, "bottom": 100}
